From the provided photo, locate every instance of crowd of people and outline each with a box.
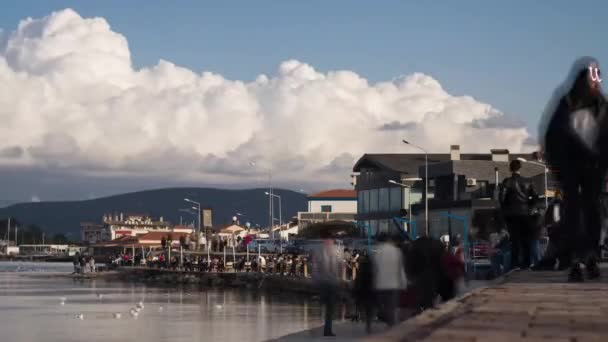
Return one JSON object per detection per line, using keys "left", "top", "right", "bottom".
{"left": 101, "top": 248, "right": 366, "bottom": 281}
{"left": 312, "top": 231, "right": 466, "bottom": 337}
{"left": 72, "top": 252, "right": 96, "bottom": 274}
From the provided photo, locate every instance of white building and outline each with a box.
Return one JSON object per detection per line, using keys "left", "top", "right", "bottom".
{"left": 81, "top": 213, "right": 190, "bottom": 244}
{"left": 298, "top": 189, "right": 357, "bottom": 230}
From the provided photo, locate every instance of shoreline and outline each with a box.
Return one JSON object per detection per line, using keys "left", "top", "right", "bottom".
{"left": 24, "top": 267, "right": 354, "bottom": 296}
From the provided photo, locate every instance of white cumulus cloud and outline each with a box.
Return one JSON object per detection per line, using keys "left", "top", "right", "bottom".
{"left": 0, "top": 9, "right": 535, "bottom": 191}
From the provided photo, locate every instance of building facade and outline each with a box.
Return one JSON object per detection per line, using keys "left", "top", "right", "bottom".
{"left": 297, "top": 189, "right": 357, "bottom": 231}
{"left": 353, "top": 146, "right": 552, "bottom": 239}
{"left": 81, "top": 213, "right": 186, "bottom": 244}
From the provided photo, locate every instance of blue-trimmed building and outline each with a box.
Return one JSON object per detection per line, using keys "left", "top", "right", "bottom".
{"left": 352, "top": 146, "right": 547, "bottom": 238}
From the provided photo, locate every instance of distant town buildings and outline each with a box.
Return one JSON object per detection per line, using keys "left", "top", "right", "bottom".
{"left": 81, "top": 213, "right": 192, "bottom": 244}
{"left": 297, "top": 189, "right": 357, "bottom": 231}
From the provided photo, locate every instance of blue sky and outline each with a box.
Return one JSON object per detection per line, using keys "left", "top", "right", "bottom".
{"left": 1, "top": 1, "right": 607, "bottom": 135}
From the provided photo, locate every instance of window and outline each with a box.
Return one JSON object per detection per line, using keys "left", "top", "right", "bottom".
{"left": 370, "top": 189, "right": 379, "bottom": 213}
{"left": 321, "top": 205, "right": 332, "bottom": 213}
{"left": 379, "top": 188, "right": 389, "bottom": 212}
{"left": 379, "top": 220, "right": 389, "bottom": 235}
{"left": 358, "top": 191, "right": 364, "bottom": 213}
{"left": 371, "top": 220, "right": 379, "bottom": 236}
{"left": 390, "top": 187, "right": 402, "bottom": 211}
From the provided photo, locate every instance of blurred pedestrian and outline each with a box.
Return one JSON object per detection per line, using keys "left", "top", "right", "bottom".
{"left": 352, "top": 253, "right": 374, "bottom": 334}
{"left": 312, "top": 231, "right": 340, "bottom": 337}
{"left": 372, "top": 235, "right": 407, "bottom": 327}
{"left": 541, "top": 57, "right": 606, "bottom": 281}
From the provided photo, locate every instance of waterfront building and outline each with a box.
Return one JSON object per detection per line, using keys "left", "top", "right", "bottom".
{"left": 297, "top": 189, "right": 357, "bottom": 231}
{"left": 81, "top": 213, "right": 187, "bottom": 244}
{"left": 353, "top": 145, "right": 554, "bottom": 238}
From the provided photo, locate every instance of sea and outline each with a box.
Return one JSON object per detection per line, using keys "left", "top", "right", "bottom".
{"left": 0, "top": 262, "right": 327, "bottom": 342}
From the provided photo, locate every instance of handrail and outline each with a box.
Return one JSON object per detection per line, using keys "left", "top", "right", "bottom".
{"left": 439, "top": 212, "right": 469, "bottom": 272}
{"left": 391, "top": 217, "right": 416, "bottom": 241}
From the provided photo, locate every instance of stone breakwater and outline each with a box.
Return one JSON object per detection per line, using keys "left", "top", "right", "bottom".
{"left": 109, "top": 267, "right": 353, "bottom": 295}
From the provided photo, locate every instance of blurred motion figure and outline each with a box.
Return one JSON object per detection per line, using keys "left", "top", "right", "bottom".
{"left": 540, "top": 57, "right": 607, "bottom": 281}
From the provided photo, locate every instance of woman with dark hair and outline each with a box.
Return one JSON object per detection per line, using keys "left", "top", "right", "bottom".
{"left": 541, "top": 57, "right": 607, "bottom": 281}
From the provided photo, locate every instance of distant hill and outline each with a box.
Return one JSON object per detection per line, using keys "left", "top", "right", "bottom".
{"left": 0, "top": 188, "right": 307, "bottom": 240}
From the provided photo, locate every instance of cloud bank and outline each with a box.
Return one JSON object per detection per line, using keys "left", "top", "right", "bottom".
{"left": 0, "top": 9, "right": 534, "bottom": 194}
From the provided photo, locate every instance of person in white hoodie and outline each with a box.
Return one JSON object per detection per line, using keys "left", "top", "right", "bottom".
{"left": 372, "top": 234, "right": 407, "bottom": 327}
{"left": 312, "top": 232, "right": 341, "bottom": 337}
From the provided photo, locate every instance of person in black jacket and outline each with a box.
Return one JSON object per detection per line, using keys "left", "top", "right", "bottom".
{"left": 499, "top": 159, "right": 539, "bottom": 269}
{"left": 352, "top": 253, "right": 375, "bottom": 333}
{"left": 541, "top": 57, "right": 606, "bottom": 281}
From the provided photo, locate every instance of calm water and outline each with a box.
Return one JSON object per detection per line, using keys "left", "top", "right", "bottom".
{"left": 0, "top": 262, "right": 326, "bottom": 342}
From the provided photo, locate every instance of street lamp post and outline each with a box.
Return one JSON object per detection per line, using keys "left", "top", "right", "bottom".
{"left": 265, "top": 192, "right": 282, "bottom": 253}
{"left": 516, "top": 158, "right": 549, "bottom": 209}
{"left": 184, "top": 198, "right": 201, "bottom": 251}
{"left": 250, "top": 162, "right": 274, "bottom": 234}
{"left": 402, "top": 139, "right": 429, "bottom": 236}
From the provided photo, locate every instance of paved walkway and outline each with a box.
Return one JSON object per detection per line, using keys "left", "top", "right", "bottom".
{"left": 366, "top": 266, "right": 608, "bottom": 341}
{"left": 267, "top": 321, "right": 390, "bottom": 342}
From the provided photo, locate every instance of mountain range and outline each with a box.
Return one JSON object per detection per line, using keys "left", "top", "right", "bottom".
{"left": 0, "top": 188, "right": 308, "bottom": 240}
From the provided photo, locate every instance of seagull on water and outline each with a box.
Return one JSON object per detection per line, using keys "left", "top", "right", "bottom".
{"left": 136, "top": 302, "right": 144, "bottom": 309}
{"left": 96, "top": 293, "right": 103, "bottom": 300}
{"left": 113, "top": 313, "right": 122, "bottom": 319}
{"left": 158, "top": 306, "right": 164, "bottom": 313}
{"left": 129, "top": 308, "right": 139, "bottom": 318}
{"left": 76, "top": 313, "right": 84, "bottom": 320}
{"left": 215, "top": 304, "right": 223, "bottom": 310}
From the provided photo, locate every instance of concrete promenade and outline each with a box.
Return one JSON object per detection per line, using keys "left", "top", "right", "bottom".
{"left": 365, "top": 266, "right": 608, "bottom": 342}
{"left": 271, "top": 266, "right": 608, "bottom": 341}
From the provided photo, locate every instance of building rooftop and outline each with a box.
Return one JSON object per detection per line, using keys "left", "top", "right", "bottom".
{"left": 353, "top": 152, "right": 536, "bottom": 175}
{"left": 308, "top": 189, "right": 357, "bottom": 199}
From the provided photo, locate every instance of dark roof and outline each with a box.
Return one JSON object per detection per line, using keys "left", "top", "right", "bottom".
{"left": 308, "top": 189, "right": 357, "bottom": 199}
{"left": 352, "top": 152, "right": 535, "bottom": 175}
{"left": 426, "top": 160, "right": 543, "bottom": 180}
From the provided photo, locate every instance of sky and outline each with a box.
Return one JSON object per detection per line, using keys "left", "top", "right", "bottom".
{"left": 0, "top": 1, "right": 606, "bottom": 202}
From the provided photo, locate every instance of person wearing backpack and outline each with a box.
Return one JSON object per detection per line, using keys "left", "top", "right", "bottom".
{"left": 499, "top": 159, "right": 540, "bottom": 269}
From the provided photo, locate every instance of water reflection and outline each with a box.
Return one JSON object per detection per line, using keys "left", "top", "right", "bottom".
{"left": 0, "top": 262, "right": 324, "bottom": 342}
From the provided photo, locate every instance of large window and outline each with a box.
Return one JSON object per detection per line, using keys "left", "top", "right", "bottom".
{"left": 321, "top": 205, "right": 332, "bottom": 213}
{"left": 370, "top": 220, "right": 379, "bottom": 236}
{"left": 379, "top": 220, "right": 390, "bottom": 235}
{"left": 363, "top": 190, "right": 370, "bottom": 214}
{"left": 370, "top": 189, "right": 379, "bottom": 213}
{"left": 390, "top": 187, "right": 402, "bottom": 211}
{"left": 379, "top": 188, "right": 389, "bottom": 212}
